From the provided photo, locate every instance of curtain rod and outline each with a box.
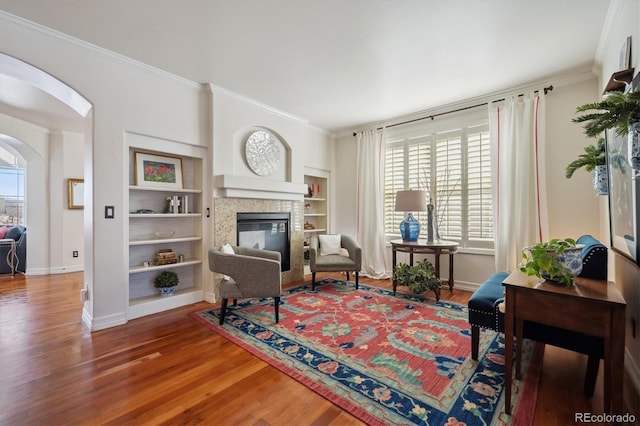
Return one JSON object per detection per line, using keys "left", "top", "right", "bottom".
{"left": 352, "top": 85, "right": 554, "bottom": 137}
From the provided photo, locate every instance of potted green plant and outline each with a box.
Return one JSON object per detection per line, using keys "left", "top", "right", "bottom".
{"left": 572, "top": 90, "right": 640, "bottom": 137}
{"left": 518, "top": 238, "right": 583, "bottom": 287}
{"left": 393, "top": 259, "right": 442, "bottom": 301}
{"left": 565, "top": 137, "right": 608, "bottom": 195}
{"left": 154, "top": 270, "right": 179, "bottom": 296}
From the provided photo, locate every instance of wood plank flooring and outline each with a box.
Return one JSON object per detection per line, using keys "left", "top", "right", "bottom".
{"left": 0, "top": 272, "right": 636, "bottom": 425}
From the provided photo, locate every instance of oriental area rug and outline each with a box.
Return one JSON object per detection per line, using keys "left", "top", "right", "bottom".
{"left": 190, "top": 278, "right": 543, "bottom": 426}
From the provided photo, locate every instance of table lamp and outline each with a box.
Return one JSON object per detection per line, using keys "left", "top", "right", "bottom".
{"left": 395, "top": 190, "right": 427, "bottom": 242}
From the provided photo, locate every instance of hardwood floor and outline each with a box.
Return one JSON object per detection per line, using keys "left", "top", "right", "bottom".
{"left": 0, "top": 272, "right": 636, "bottom": 425}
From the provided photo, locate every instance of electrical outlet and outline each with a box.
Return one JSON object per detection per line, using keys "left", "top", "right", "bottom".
{"left": 73, "top": 251, "right": 79, "bottom": 258}
{"left": 80, "top": 289, "right": 88, "bottom": 302}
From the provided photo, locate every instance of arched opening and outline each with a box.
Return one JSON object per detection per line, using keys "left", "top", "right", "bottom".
{"left": 0, "top": 54, "right": 93, "bottom": 278}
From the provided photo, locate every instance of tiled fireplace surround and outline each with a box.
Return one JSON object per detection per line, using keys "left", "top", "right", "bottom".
{"left": 213, "top": 197, "right": 305, "bottom": 286}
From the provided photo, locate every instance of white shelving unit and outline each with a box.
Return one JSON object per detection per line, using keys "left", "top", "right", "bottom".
{"left": 127, "top": 148, "right": 206, "bottom": 320}
{"left": 303, "top": 171, "right": 329, "bottom": 274}
{"left": 303, "top": 176, "right": 328, "bottom": 236}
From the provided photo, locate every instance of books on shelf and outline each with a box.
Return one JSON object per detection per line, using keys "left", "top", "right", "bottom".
{"left": 155, "top": 249, "right": 178, "bottom": 265}
{"left": 165, "top": 195, "right": 190, "bottom": 214}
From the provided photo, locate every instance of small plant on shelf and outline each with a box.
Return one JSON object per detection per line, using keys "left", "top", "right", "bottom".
{"left": 393, "top": 259, "right": 441, "bottom": 301}
{"left": 154, "top": 270, "right": 179, "bottom": 296}
{"left": 519, "top": 238, "right": 583, "bottom": 287}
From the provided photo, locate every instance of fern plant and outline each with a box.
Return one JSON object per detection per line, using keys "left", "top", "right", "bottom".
{"left": 393, "top": 259, "right": 442, "bottom": 300}
{"left": 572, "top": 91, "right": 640, "bottom": 137}
{"left": 565, "top": 137, "right": 606, "bottom": 178}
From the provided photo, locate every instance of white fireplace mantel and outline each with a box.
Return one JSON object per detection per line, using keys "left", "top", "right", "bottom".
{"left": 214, "top": 174, "right": 307, "bottom": 201}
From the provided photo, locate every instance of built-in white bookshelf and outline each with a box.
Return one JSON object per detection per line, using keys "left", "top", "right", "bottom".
{"left": 303, "top": 170, "right": 330, "bottom": 274}
{"left": 127, "top": 144, "right": 207, "bottom": 320}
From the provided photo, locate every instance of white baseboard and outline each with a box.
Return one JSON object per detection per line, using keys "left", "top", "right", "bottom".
{"left": 204, "top": 291, "right": 216, "bottom": 304}
{"left": 25, "top": 266, "right": 84, "bottom": 275}
{"left": 88, "top": 311, "right": 127, "bottom": 331}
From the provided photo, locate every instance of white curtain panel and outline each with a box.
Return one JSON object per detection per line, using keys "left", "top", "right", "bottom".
{"left": 489, "top": 91, "right": 549, "bottom": 272}
{"left": 356, "top": 129, "right": 389, "bottom": 279}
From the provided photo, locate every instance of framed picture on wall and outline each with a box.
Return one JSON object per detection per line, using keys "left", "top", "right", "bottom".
{"left": 605, "top": 128, "right": 639, "bottom": 265}
{"left": 68, "top": 178, "right": 84, "bottom": 209}
{"left": 134, "top": 152, "right": 184, "bottom": 189}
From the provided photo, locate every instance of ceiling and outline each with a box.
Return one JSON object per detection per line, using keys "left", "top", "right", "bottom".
{"left": 0, "top": 0, "right": 611, "bottom": 135}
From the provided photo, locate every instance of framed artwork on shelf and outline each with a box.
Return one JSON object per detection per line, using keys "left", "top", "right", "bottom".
{"left": 605, "top": 128, "right": 639, "bottom": 266}
{"left": 68, "top": 178, "right": 84, "bottom": 209}
{"left": 134, "top": 152, "right": 184, "bottom": 189}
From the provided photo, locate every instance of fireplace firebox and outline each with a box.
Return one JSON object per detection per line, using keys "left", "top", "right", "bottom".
{"left": 236, "top": 212, "right": 290, "bottom": 272}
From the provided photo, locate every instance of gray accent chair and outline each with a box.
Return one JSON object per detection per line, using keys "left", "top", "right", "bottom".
{"left": 208, "top": 245, "right": 282, "bottom": 325}
{"left": 309, "top": 234, "right": 362, "bottom": 291}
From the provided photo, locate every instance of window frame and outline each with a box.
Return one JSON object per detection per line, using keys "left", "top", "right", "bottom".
{"left": 383, "top": 109, "right": 494, "bottom": 251}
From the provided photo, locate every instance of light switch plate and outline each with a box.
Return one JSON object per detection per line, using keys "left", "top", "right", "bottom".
{"left": 105, "top": 206, "right": 114, "bottom": 218}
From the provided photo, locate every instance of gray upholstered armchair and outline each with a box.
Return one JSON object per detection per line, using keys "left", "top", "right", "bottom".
{"left": 208, "top": 245, "right": 282, "bottom": 325}
{"left": 309, "top": 234, "right": 362, "bottom": 291}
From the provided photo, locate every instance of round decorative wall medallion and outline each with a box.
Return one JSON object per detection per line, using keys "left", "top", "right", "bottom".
{"left": 245, "top": 130, "right": 280, "bottom": 176}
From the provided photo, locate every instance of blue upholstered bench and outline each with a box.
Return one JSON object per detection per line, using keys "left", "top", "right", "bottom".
{"left": 468, "top": 234, "right": 608, "bottom": 396}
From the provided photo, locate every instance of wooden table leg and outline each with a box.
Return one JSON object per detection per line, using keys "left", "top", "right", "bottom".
{"left": 504, "top": 286, "right": 514, "bottom": 415}
{"left": 392, "top": 248, "right": 398, "bottom": 294}
{"left": 448, "top": 252, "right": 454, "bottom": 291}
{"left": 515, "top": 318, "right": 523, "bottom": 380}
{"left": 609, "top": 307, "right": 625, "bottom": 414}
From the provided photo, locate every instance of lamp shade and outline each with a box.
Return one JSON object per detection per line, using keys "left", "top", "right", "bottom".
{"left": 395, "top": 190, "right": 427, "bottom": 212}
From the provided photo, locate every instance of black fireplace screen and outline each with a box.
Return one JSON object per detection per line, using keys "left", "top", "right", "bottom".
{"left": 236, "top": 212, "right": 290, "bottom": 272}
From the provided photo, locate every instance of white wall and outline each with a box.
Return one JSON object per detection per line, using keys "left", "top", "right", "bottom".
{"left": 212, "top": 89, "right": 334, "bottom": 195}
{"left": 545, "top": 77, "right": 603, "bottom": 241}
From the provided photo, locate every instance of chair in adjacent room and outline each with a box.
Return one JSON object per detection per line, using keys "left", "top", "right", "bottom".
{"left": 308, "top": 234, "right": 362, "bottom": 291}
{"left": 208, "top": 244, "right": 282, "bottom": 325}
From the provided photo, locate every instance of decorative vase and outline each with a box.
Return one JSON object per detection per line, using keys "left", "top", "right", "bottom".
{"left": 159, "top": 286, "right": 177, "bottom": 297}
{"left": 539, "top": 246, "right": 584, "bottom": 282}
{"left": 593, "top": 164, "right": 608, "bottom": 196}
{"left": 399, "top": 213, "right": 420, "bottom": 242}
{"left": 628, "top": 122, "right": 640, "bottom": 176}
{"left": 426, "top": 205, "right": 434, "bottom": 242}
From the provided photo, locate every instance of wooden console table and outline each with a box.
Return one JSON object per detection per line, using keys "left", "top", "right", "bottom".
{"left": 502, "top": 270, "right": 626, "bottom": 415}
{"left": 390, "top": 239, "right": 458, "bottom": 293}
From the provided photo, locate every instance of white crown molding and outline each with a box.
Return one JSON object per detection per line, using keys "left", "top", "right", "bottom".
{"left": 1, "top": 11, "right": 339, "bottom": 137}
{"left": 343, "top": 67, "right": 597, "bottom": 139}
{"left": 0, "top": 11, "right": 195, "bottom": 91}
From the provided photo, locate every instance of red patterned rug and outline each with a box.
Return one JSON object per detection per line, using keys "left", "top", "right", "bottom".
{"left": 190, "top": 278, "right": 543, "bottom": 425}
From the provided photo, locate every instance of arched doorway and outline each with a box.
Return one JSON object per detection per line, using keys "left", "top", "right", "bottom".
{"left": 0, "top": 53, "right": 92, "bottom": 275}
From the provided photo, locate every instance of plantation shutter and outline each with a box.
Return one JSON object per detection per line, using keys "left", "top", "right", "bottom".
{"left": 434, "top": 131, "right": 462, "bottom": 240}
{"left": 384, "top": 141, "right": 406, "bottom": 233}
{"left": 467, "top": 125, "right": 493, "bottom": 244}
{"left": 407, "top": 137, "right": 431, "bottom": 224}
{"left": 382, "top": 112, "right": 494, "bottom": 250}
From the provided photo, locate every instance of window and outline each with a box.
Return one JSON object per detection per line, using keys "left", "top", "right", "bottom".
{"left": 384, "top": 114, "right": 493, "bottom": 250}
{"left": 0, "top": 166, "right": 25, "bottom": 226}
